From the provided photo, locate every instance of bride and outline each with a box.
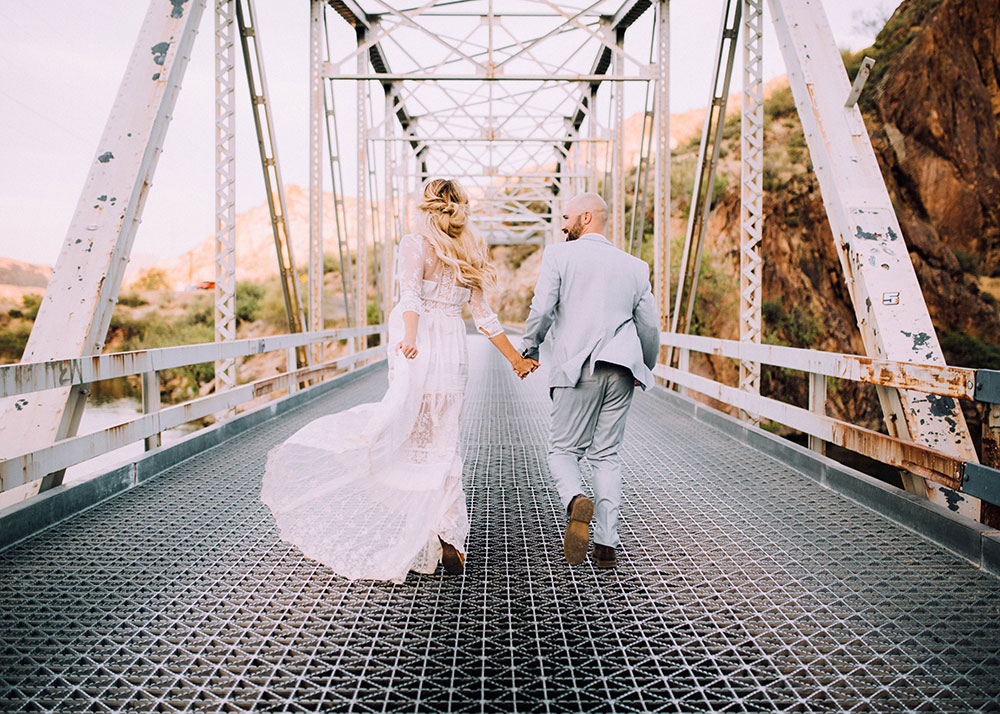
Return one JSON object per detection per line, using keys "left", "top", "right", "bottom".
{"left": 261, "top": 178, "right": 538, "bottom": 583}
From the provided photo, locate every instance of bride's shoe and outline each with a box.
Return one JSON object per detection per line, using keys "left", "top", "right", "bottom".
{"left": 439, "top": 537, "right": 466, "bottom": 575}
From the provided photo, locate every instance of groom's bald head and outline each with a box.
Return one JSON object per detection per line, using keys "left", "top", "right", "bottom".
{"left": 561, "top": 192, "right": 608, "bottom": 241}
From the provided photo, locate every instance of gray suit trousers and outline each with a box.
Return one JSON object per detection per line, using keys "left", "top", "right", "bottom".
{"left": 548, "top": 361, "right": 635, "bottom": 548}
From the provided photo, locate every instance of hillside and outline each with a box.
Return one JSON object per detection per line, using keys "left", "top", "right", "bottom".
{"left": 679, "top": 0, "right": 1000, "bottom": 436}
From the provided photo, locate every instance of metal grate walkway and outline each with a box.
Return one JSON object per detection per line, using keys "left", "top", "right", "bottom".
{"left": 2, "top": 337, "right": 999, "bottom": 712}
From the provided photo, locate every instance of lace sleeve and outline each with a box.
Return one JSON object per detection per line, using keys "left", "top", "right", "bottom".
{"left": 468, "top": 286, "right": 503, "bottom": 337}
{"left": 397, "top": 234, "right": 424, "bottom": 314}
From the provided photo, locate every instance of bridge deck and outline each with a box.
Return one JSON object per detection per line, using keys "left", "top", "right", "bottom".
{"left": 2, "top": 337, "right": 999, "bottom": 712}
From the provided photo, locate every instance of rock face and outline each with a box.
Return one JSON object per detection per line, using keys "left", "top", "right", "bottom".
{"left": 679, "top": 0, "right": 1000, "bottom": 432}
{"left": 875, "top": 0, "right": 1000, "bottom": 277}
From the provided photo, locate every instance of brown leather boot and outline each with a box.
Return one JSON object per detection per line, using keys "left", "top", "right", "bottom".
{"left": 439, "top": 538, "right": 465, "bottom": 575}
{"left": 564, "top": 494, "right": 593, "bottom": 565}
{"left": 592, "top": 543, "right": 617, "bottom": 569}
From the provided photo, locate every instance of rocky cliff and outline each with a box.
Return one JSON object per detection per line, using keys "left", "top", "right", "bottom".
{"left": 687, "top": 0, "right": 1000, "bottom": 434}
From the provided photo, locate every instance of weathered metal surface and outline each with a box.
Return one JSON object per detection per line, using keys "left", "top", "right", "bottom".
{"left": 0, "top": 327, "right": 383, "bottom": 399}
{"left": 983, "top": 401, "right": 1000, "bottom": 527}
{"left": 612, "top": 26, "right": 626, "bottom": 250}
{"left": 0, "top": 0, "right": 208, "bottom": 490}
{"left": 141, "top": 370, "right": 161, "bottom": 452}
{"left": 355, "top": 29, "right": 369, "bottom": 350}
{"left": 739, "top": 0, "right": 763, "bottom": 417}
{"left": 215, "top": 0, "right": 238, "bottom": 396}
{"left": 321, "top": 11, "right": 356, "bottom": 328}
{"left": 767, "top": 0, "right": 980, "bottom": 518}
{"left": 844, "top": 56, "right": 875, "bottom": 108}
{"left": 975, "top": 369, "right": 1000, "bottom": 404}
{"left": 960, "top": 462, "right": 1000, "bottom": 508}
{"left": 3, "top": 340, "right": 999, "bottom": 712}
{"left": 0, "top": 347, "right": 385, "bottom": 492}
{"left": 326, "top": 1, "right": 655, "bottom": 247}
{"left": 660, "top": 332, "right": 977, "bottom": 399}
{"left": 327, "top": 73, "right": 655, "bottom": 81}
{"left": 654, "top": 363, "right": 966, "bottom": 493}
{"left": 653, "top": 0, "right": 670, "bottom": 331}
{"left": 236, "top": 0, "right": 307, "bottom": 348}
{"left": 808, "top": 372, "right": 826, "bottom": 454}
{"left": 670, "top": 0, "right": 741, "bottom": 343}
{"left": 308, "top": 0, "right": 325, "bottom": 363}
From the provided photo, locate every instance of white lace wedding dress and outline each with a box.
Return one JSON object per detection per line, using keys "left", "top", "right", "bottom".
{"left": 260, "top": 233, "right": 503, "bottom": 583}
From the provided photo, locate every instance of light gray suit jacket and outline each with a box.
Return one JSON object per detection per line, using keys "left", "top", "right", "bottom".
{"left": 521, "top": 233, "right": 661, "bottom": 389}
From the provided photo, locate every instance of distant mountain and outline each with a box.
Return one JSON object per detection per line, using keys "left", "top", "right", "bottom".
{"left": 0, "top": 257, "right": 50, "bottom": 288}
{"left": 126, "top": 185, "right": 363, "bottom": 289}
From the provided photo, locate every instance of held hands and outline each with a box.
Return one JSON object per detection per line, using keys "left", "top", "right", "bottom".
{"left": 397, "top": 336, "right": 418, "bottom": 360}
{"left": 513, "top": 356, "right": 540, "bottom": 379}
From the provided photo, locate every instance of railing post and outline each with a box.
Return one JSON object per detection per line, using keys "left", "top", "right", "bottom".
{"left": 286, "top": 347, "right": 299, "bottom": 394}
{"left": 808, "top": 371, "right": 827, "bottom": 455}
{"left": 678, "top": 347, "right": 689, "bottom": 397}
{"left": 142, "top": 371, "right": 161, "bottom": 451}
{"left": 983, "top": 400, "right": 1000, "bottom": 526}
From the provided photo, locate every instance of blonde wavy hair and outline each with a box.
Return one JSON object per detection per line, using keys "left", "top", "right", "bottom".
{"left": 418, "top": 178, "right": 496, "bottom": 290}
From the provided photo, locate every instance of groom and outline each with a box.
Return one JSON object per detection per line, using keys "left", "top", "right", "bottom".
{"left": 520, "top": 192, "right": 660, "bottom": 569}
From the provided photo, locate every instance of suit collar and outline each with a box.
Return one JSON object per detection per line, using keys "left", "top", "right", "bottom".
{"left": 576, "top": 233, "right": 612, "bottom": 246}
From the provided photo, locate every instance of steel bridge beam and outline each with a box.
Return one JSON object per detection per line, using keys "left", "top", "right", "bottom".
{"left": 768, "top": 0, "right": 981, "bottom": 519}
{"left": 555, "top": 0, "right": 653, "bottom": 194}
{"left": 326, "top": 0, "right": 427, "bottom": 176}
{"left": 0, "top": 0, "right": 208, "bottom": 497}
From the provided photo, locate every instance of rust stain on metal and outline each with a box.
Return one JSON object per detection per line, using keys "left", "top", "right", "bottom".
{"left": 829, "top": 421, "right": 962, "bottom": 490}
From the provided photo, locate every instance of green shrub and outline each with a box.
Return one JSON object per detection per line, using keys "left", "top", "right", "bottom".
{"left": 954, "top": 249, "right": 980, "bottom": 275}
{"left": 236, "top": 281, "right": 265, "bottom": 324}
{"left": 0, "top": 321, "right": 31, "bottom": 363}
{"left": 132, "top": 268, "right": 169, "bottom": 290}
{"left": 117, "top": 291, "right": 148, "bottom": 307}
{"left": 507, "top": 245, "right": 539, "bottom": 270}
{"left": 323, "top": 255, "right": 342, "bottom": 274}
{"left": 939, "top": 331, "right": 1000, "bottom": 370}
{"left": 764, "top": 86, "right": 796, "bottom": 126}
{"left": 20, "top": 294, "right": 42, "bottom": 320}
{"left": 763, "top": 299, "right": 820, "bottom": 347}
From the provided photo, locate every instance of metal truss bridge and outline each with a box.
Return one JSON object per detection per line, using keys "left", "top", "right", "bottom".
{"left": 2, "top": 0, "right": 1000, "bottom": 710}
{"left": 2, "top": 339, "right": 999, "bottom": 712}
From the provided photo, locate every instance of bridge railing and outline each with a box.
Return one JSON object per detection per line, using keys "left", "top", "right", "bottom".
{"left": 656, "top": 332, "right": 1000, "bottom": 508}
{"left": 0, "top": 326, "right": 387, "bottom": 493}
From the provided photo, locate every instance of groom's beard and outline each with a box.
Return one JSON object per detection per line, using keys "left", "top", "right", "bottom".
{"left": 563, "top": 217, "right": 584, "bottom": 241}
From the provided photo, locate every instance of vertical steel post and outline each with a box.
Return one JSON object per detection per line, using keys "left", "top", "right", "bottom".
{"left": 236, "top": 0, "right": 307, "bottom": 362}
{"left": 739, "top": 0, "right": 764, "bottom": 422}
{"left": 983, "top": 402, "right": 1000, "bottom": 526}
{"left": 653, "top": 0, "right": 671, "bottom": 332}
{"left": 308, "top": 0, "right": 324, "bottom": 362}
{"left": 355, "top": 29, "right": 369, "bottom": 349}
{"left": 612, "top": 28, "right": 626, "bottom": 250}
{"left": 214, "top": 0, "right": 237, "bottom": 399}
{"left": 808, "top": 372, "right": 827, "bottom": 454}
{"left": 286, "top": 347, "right": 298, "bottom": 394}
{"left": 384, "top": 89, "right": 395, "bottom": 324}
{"left": 142, "top": 370, "right": 162, "bottom": 451}
{"left": 589, "top": 86, "right": 600, "bottom": 194}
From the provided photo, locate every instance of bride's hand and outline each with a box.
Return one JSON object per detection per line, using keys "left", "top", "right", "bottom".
{"left": 513, "top": 356, "right": 539, "bottom": 379}
{"left": 397, "top": 338, "right": 418, "bottom": 359}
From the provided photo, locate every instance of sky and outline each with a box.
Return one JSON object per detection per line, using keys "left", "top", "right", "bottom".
{"left": 0, "top": 0, "right": 899, "bottom": 267}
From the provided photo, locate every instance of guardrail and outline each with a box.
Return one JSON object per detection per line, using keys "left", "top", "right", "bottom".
{"left": 656, "top": 332, "right": 1000, "bottom": 507}
{"left": 0, "top": 326, "right": 387, "bottom": 492}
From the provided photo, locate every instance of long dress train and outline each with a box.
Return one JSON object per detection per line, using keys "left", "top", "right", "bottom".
{"left": 260, "top": 233, "right": 503, "bottom": 583}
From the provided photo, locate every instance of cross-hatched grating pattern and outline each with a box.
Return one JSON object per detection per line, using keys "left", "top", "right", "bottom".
{"left": 2, "top": 337, "right": 999, "bottom": 712}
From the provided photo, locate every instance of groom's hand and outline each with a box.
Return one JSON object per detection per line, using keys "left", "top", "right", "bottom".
{"left": 513, "top": 356, "right": 539, "bottom": 379}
